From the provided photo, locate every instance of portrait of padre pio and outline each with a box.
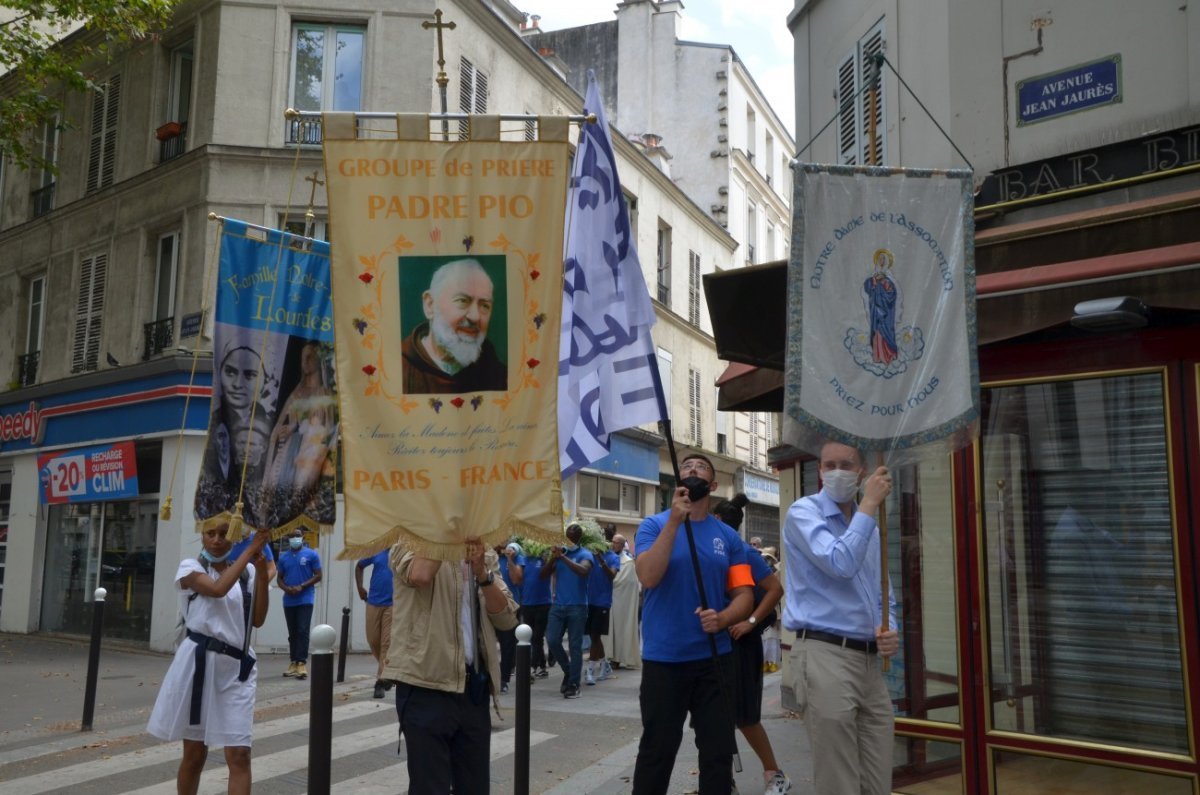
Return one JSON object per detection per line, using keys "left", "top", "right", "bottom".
{"left": 400, "top": 255, "right": 509, "bottom": 394}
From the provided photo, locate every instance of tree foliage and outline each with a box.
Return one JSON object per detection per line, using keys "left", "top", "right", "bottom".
{"left": 1, "top": 0, "right": 177, "bottom": 171}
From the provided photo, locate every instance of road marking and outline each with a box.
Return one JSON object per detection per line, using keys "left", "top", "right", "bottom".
{"left": 0, "top": 700, "right": 391, "bottom": 795}
{"left": 330, "top": 728, "right": 557, "bottom": 794}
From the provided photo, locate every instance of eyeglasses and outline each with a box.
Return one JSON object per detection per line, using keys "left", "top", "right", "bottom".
{"left": 680, "top": 461, "right": 714, "bottom": 474}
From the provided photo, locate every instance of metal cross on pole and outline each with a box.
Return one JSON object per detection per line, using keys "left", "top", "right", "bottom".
{"left": 303, "top": 170, "right": 324, "bottom": 238}
{"left": 422, "top": 8, "right": 457, "bottom": 141}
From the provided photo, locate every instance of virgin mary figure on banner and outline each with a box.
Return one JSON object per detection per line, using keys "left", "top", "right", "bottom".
{"left": 194, "top": 219, "right": 338, "bottom": 537}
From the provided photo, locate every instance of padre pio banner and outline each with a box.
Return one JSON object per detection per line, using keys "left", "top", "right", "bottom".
{"left": 195, "top": 219, "right": 339, "bottom": 537}
{"left": 783, "top": 164, "right": 978, "bottom": 461}
{"left": 321, "top": 112, "right": 571, "bottom": 559}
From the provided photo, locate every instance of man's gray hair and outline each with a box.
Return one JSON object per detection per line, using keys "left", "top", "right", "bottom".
{"left": 429, "top": 258, "right": 492, "bottom": 298}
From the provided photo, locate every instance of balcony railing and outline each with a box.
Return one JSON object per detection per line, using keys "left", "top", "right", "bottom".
{"left": 143, "top": 317, "right": 175, "bottom": 360}
{"left": 158, "top": 121, "right": 188, "bottom": 163}
{"left": 16, "top": 351, "right": 39, "bottom": 387}
{"left": 287, "top": 118, "right": 323, "bottom": 145}
{"left": 30, "top": 184, "right": 55, "bottom": 218}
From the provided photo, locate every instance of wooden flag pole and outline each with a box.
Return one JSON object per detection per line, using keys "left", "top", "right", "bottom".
{"left": 877, "top": 452, "right": 890, "bottom": 672}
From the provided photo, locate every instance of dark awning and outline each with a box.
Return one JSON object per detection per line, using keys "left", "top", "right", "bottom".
{"left": 705, "top": 244, "right": 1200, "bottom": 413}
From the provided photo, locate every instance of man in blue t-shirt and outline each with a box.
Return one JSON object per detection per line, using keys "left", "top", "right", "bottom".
{"left": 633, "top": 453, "right": 754, "bottom": 795}
{"left": 356, "top": 548, "right": 394, "bottom": 698}
{"left": 509, "top": 545, "right": 552, "bottom": 678}
{"left": 585, "top": 542, "right": 621, "bottom": 685}
{"left": 543, "top": 522, "right": 595, "bottom": 699}
{"left": 276, "top": 528, "right": 322, "bottom": 679}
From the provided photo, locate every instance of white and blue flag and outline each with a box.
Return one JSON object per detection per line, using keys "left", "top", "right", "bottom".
{"left": 559, "top": 72, "right": 667, "bottom": 479}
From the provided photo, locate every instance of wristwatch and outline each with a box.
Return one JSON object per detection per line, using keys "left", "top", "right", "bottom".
{"left": 476, "top": 571, "right": 495, "bottom": 586}
{"left": 748, "top": 615, "right": 758, "bottom": 626}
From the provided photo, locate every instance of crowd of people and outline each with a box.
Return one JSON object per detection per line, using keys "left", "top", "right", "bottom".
{"left": 150, "top": 441, "right": 899, "bottom": 795}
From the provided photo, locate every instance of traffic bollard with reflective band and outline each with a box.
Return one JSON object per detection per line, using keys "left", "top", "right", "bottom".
{"left": 308, "top": 624, "right": 335, "bottom": 795}
{"left": 81, "top": 588, "right": 107, "bottom": 732}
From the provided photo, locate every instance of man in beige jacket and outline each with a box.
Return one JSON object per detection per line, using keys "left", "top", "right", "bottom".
{"left": 384, "top": 537, "right": 518, "bottom": 795}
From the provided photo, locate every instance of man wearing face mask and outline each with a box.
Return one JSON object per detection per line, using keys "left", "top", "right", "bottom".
{"left": 632, "top": 453, "right": 755, "bottom": 795}
{"left": 781, "top": 441, "right": 899, "bottom": 795}
{"left": 276, "top": 528, "right": 322, "bottom": 679}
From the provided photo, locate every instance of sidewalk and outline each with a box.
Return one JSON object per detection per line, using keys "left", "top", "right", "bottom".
{"left": 0, "top": 632, "right": 379, "bottom": 763}
{"left": 0, "top": 632, "right": 816, "bottom": 793}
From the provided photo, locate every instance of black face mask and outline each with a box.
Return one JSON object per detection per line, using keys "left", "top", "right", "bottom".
{"left": 680, "top": 476, "right": 711, "bottom": 502}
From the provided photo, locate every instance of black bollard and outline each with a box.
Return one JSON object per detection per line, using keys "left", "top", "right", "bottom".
{"left": 308, "top": 624, "right": 335, "bottom": 795}
{"left": 81, "top": 587, "right": 107, "bottom": 732}
{"left": 514, "top": 623, "right": 532, "bottom": 795}
{"left": 337, "top": 606, "right": 351, "bottom": 683}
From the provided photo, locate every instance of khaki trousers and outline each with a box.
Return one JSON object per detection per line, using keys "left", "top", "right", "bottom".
{"left": 786, "top": 637, "right": 894, "bottom": 795}
{"left": 365, "top": 602, "right": 393, "bottom": 679}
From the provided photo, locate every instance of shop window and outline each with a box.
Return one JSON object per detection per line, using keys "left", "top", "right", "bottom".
{"left": 979, "top": 372, "right": 1185, "bottom": 753}
{"left": 577, "top": 473, "right": 642, "bottom": 515}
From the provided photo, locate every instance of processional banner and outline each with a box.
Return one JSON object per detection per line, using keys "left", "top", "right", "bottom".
{"left": 322, "top": 113, "right": 571, "bottom": 559}
{"left": 195, "top": 219, "right": 338, "bottom": 537}
{"left": 783, "top": 164, "right": 978, "bottom": 459}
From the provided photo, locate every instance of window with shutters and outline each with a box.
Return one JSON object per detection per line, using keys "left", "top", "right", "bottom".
{"left": 154, "top": 232, "right": 179, "bottom": 321}
{"left": 688, "top": 367, "right": 702, "bottom": 446}
{"left": 748, "top": 412, "right": 760, "bottom": 467}
{"left": 32, "top": 115, "right": 58, "bottom": 217}
{"left": 458, "top": 56, "right": 489, "bottom": 139}
{"left": 657, "top": 348, "right": 672, "bottom": 411}
{"left": 656, "top": 220, "right": 671, "bottom": 306}
{"left": 687, "top": 250, "right": 701, "bottom": 327}
{"left": 746, "top": 203, "right": 757, "bottom": 264}
{"left": 86, "top": 75, "right": 120, "bottom": 193}
{"left": 26, "top": 275, "right": 45, "bottom": 354}
{"left": 836, "top": 20, "right": 886, "bottom": 166}
{"left": 715, "top": 386, "right": 728, "bottom": 455}
{"left": 72, "top": 251, "right": 107, "bottom": 372}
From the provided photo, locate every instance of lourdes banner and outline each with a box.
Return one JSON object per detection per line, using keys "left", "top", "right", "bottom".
{"left": 194, "top": 219, "right": 338, "bottom": 538}
{"left": 322, "top": 112, "right": 571, "bottom": 559}
{"left": 783, "top": 164, "right": 978, "bottom": 460}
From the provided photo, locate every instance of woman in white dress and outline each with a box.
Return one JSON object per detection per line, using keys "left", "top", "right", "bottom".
{"left": 147, "top": 524, "right": 271, "bottom": 795}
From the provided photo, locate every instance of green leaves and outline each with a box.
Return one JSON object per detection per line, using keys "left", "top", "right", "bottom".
{"left": 1, "top": 0, "right": 178, "bottom": 171}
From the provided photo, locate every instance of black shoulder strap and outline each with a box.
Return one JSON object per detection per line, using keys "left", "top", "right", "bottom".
{"left": 186, "top": 557, "right": 210, "bottom": 606}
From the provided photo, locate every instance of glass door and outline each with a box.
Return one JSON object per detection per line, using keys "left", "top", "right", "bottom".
{"left": 977, "top": 368, "right": 1192, "bottom": 792}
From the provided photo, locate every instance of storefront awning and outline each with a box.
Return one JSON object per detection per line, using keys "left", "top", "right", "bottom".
{"left": 705, "top": 242, "right": 1200, "bottom": 412}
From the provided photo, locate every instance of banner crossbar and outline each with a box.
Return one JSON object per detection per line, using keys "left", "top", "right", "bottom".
{"left": 287, "top": 109, "right": 594, "bottom": 124}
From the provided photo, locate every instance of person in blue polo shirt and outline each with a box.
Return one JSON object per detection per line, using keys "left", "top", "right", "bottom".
{"left": 355, "top": 549, "right": 393, "bottom": 699}
{"left": 633, "top": 453, "right": 754, "bottom": 795}
{"left": 543, "top": 522, "right": 594, "bottom": 699}
{"left": 276, "top": 528, "right": 322, "bottom": 679}
{"left": 509, "top": 545, "right": 552, "bottom": 679}
{"left": 585, "top": 538, "right": 620, "bottom": 686}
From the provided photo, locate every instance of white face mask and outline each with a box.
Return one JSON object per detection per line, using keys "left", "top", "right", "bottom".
{"left": 822, "top": 469, "right": 860, "bottom": 504}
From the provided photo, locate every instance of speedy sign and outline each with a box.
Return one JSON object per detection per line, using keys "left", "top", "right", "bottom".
{"left": 38, "top": 442, "right": 139, "bottom": 504}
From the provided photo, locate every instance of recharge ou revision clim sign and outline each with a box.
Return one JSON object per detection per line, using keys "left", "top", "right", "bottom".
{"left": 37, "top": 442, "right": 139, "bottom": 504}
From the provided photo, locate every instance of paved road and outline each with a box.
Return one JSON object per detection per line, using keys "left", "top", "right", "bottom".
{"left": 0, "top": 633, "right": 814, "bottom": 793}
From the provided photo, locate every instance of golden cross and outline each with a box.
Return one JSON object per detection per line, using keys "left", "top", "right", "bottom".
{"left": 304, "top": 170, "right": 324, "bottom": 208}
{"left": 422, "top": 9, "right": 457, "bottom": 89}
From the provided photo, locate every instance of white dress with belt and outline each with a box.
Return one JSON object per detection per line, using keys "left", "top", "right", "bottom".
{"left": 147, "top": 559, "right": 258, "bottom": 747}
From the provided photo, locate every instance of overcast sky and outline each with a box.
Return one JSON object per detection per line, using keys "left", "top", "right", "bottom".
{"left": 523, "top": 0, "right": 796, "bottom": 138}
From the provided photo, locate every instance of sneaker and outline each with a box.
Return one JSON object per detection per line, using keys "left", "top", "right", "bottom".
{"left": 598, "top": 660, "right": 614, "bottom": 681}
{"left": 500, "top": 681, "right": 509, "bottom": 694}
{"left": 534, "top": 667, "right": 549, "bottom": 679}
{"left": 764, "top": 770, "right": 792, "bottom": 795}
{"left": 564, "top": 685, "right": 581, "bottom": 699}
{"left": 373, "top": 681, "right": 386, "bottom": 699}
{"left": 584, "top": 664, "right": 596, "bottom": 686}
{"left": 295, "top": 662, "right": 308, "bottom": 680}
{"left": 283, "top": 661, "right": 298, "bottom": 677}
